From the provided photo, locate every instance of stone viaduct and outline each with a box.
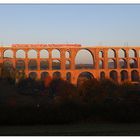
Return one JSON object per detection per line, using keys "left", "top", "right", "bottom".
{"left": 0, "top": 44, "right": 140, "bottom": 85}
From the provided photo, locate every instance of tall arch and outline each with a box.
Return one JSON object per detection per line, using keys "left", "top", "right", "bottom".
{"left": 75, "top": 49, "right": 94, "bottom": 69}
{"left": 131, "top": 70, "right": 139, "bottom": 81}
{"left": 118, "top": 49, "right": 126, "bottom": 58}
{"left": 108, "top": 49, "right": 116, "bottom": 58}
{"left": 52, "top": 49, "right": 60, "bottom": 58}
{"left": 3, "top": 49, "right": 13, "bottom": 58}
{"left": 129, "top": 49, "right": 137, "bottom": 58}
{"left": 28, "top": 60, "right": 37, "bottom": 70}
{"left": 120, "top": 70, "right": 128, "bottom": 81}
{"left": 28, "top": 49, "right": 37, "bottom": 58}
{"left": 40, "top": 49, "right": 49, "bottom": 58}
{"left": 108, "top": 59, "right": 116, "bottom": 69}
{"left": 119, "top": 59, "right": 127, "bottom": 68}
{"left": 16, "top": 50, "right": 25, "bottom": 58}
{"left": 110, "top": 70, "right": 118, "bottom": 81}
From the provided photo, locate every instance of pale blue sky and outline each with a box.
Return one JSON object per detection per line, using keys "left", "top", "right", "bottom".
{"left": 0, "top": 4, "right": 140, "bottom": 46}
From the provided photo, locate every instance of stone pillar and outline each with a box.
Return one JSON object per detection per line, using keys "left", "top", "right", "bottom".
{"left": 104, "top": 49, "right": 109, "bottom": 79}
{"left": 49, "top": 49, "right": 52, "bottom": 70}
{"left": 60, "top": 50, "right": 65, "bottom": 70}
{"left": 25, "top": 49, "right": 28, "bottom": 78}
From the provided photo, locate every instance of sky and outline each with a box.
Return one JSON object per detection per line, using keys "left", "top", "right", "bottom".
{"left": 0, "top": 4, "right": 140, "bottom": 46}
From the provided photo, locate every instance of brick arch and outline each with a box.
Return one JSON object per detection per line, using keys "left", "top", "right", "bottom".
{"left": 16, "top": 60, "right": 25, "bottom": 70}
{"left": 28, "top": 49, "right": 38, "bottom": 58}
{"left": 129, "top": 49, "right": 137, "bottom": 58}
{"left": 75, "top": 48, "right": 94, "bottom": 69}
{"left": 65, "top": 50, "right": 70, "bottom": 58}
{"left": 29, "top": 72, "right": 37, "bottom": 80}
{"left": 108, "top": 48, "right": 116, "bottom": 58}
{"left": 28, "top": 59, "right": 37, "bottom": 70}
{"left": 40, "top": 49, "right": 49, "bottom": 58}
{"left": 118, "top": 49, "right": 127, "bottom": 58}
{"left": 120, "top": 70, "right": 128, "bottom": 81}
{"left": 53, "top": 71, "right": 61, "bottom": 79}
{"left": 41, "top": 72, "right": 49, "bottom": 80}
{"left": 129, "top": 58, "right": 138, "bottom": 68}
{"left": 110, "top": 70, "right": 118, "bottom": 81}
{"left": 40, "top": 59, "right": 49, "bottom": 70}
{"left": 3, "top": 49, "right": 14, "bottom": 58}
{"left": 119, "top": 59, "right": 127, "bottom": 68}
{"left": 99, "top": 50, "right": 104, "bottom": 58}
{"left": 131, "top": 70, "right": 139, "bottom": 81}
{"left": 77, "top": 71, "right": 94, "bottom": 86}
{"left": 16, "top": 49, "right": 26, "bottom": 58}
{"left": 52, "top": 49, "right": 61, "bottom": 58}
{"left": 108, "top": 59, "right": 117, "bottom": 69}
{"left": 52, "top": 59, "right": 61, "bottom": 70}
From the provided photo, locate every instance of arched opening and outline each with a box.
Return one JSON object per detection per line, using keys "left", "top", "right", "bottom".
{"left": 65, "top": 51, "right": 70, "bottom": 58}
{"left": 120, "top": 70, "right": 128, "bottom": 81}
{"left": 66, "top": 72, "right": 71, "bottom": 82}
{"left": 40, "top": 49, "right": 49, "bottom": 58}
{"left": 28, "top": 49, "right": 37, "bottom": 58}
{"left": 110, "top": 70, "right": 118, "bottom": 81}
{"left": 3, "top": 50, "right": 13, "bottom": 58}
{"left": 53, "top": 71, "right": 61, "bottom": 79}
{"left": 108, "top": 49, "right": 116, "bottom": 58}
{"left": 129, "top": 49, "right": 137, "bottom": 58}
{"left": 99, "top": 60, "right": 104, "bottom": 69}
{"left": 28, "top": 60, "right": 37, "bottom": 70}
{"left": 129, "top": 59, "right": 138, "bottom": 68}
{"left": 41, "top": 72, "right": 49, "bottom": 80}
{"left": 131, "top": 70, "right": 139, "bottom": 82}
{"left": 118, "top": 49, "right": 126, "bottom": 58}
{"left": 119, "top": 59, "right": 127, "bottom": 68}
{"left": 75, "top": 49, "right": 94, "bottom": 69}
{"left": 77, "top": 72, "right": 94, "bottom": 86}
{"left": 16, "top": 50, "right": 25, "bottom": 58}
{"left": 16, "top": 60, "right": 25, "bottom": 70}
{"left": 52, "top": 60, "right": 61, "bottom": 70}
{"left": 66, "top": 60, "right": 70, "bottom": 69}
{"left": 29, "top": 72, "right": 37, "bottom": 80}
{"left": 40, "top": 60, "right": 49, "bottom": 70}
{"left": 100, "top": 72, "right": 105, "bottom": 80}
{"left": 99, "top": 51, "right": 103, "bottom": 58}
{"left": 108, "top": 59, "right": 116, "bottom": 69}
{"left": 52, "top": 49, "right": 60, "bottom": 58}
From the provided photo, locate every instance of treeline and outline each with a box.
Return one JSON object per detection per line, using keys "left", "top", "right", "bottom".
{"left": 0, "top": 76, "right": 140, "bottom": 125}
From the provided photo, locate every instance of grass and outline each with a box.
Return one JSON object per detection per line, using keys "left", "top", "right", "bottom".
{"left": 1, "top": 123, "right": 140, "bottom": 136}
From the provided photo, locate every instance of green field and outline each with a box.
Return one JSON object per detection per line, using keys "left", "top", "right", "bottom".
{"left": 1, "top": 123, "right": 140, "bottom": 136}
